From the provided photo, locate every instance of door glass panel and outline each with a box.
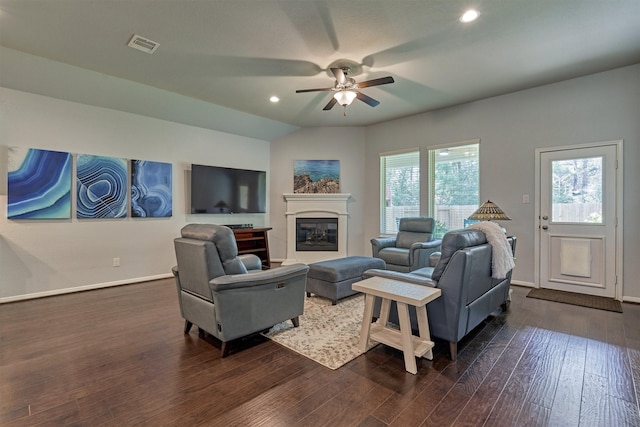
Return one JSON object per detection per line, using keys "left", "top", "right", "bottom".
{"left": 551, "top": 156, "right": 602, "bottom": 223}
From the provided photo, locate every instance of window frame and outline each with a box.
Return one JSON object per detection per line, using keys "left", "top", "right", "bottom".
{"left": 379, "top": 148, "right": 420, "bottom": 235}
{"left": 426, "top": 140, "right": 480, "bottom": 237}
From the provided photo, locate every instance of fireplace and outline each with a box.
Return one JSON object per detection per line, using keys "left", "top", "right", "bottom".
{"left": 283, "top": 193, "right": 350, "bottom": 264}
{"left": 296, "top": 218, "right": 338, "bottom": 252}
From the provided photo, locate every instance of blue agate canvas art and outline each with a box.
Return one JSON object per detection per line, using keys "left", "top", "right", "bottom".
{"left": 76, "top": 154, "right": 127, "bottom": 218}
{"left": 8, "top": 147, "right": 72, "bottom": 219}
{"left": 131, "top": 160, "right": 172, "bottom": 217}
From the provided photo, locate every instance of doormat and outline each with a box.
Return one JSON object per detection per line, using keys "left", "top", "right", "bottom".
{"left": 527, "top": 288, "right": 622, "bottom": 313}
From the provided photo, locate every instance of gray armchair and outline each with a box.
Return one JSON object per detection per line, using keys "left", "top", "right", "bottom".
{"left": 365, "top": 229, "right": 516, "bottom": 361}
{"left": 173, "top": 224, "right": 309, "bottom": 357}
{"left": 371, "top": 217, "right": 442, "bottom": 272}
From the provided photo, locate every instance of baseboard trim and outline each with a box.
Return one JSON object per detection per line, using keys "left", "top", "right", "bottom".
{"left": 623, "top": 295, "right": 640, "bottom": 304}
{"left": 511, "top": 280, "right": 536, "bottom": 288}
{"left": 0, "top": 273, "right": 173, "bottom": 304}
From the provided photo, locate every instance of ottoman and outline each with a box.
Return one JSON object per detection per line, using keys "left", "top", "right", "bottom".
{"left": 306, "top": 256, "right": 386, "bottom": 304}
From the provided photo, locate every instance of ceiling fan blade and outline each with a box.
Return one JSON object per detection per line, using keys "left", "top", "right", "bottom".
{"left": 330, "top": 67, "right": 347, "bottom": 85}
{"left": 356, "top": 92, "right": 380, "bottom": 107}
{"left": 296, "top": 87, "right": 333, "bottom": 93}
{"left": 323, "top": 97, "right": 338, "bottom": 110}
{"left": 356, "top": 76, "right": 395, "bottom": 88}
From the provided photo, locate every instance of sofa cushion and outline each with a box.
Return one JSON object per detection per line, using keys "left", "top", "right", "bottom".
{"left": 431, "top": 229, "right": 487, "bottom": 281}
{"left": 378, "top": 247, "right": 411, "bottom": 266}
{"left": 396, "top": 231, "right": 432, "bottom": 249}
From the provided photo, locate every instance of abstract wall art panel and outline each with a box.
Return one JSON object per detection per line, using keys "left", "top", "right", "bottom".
{"left": 76, "top": 154, "right": 127, "bottom": 219}
{"left": 131, "top": 160, "right": 172, "bottom": 217}
{"left": 7, "top": 147, "right": 72, "bottom": 219}
{"left": 293, "top": 159, "right": 340, "bottom": 193}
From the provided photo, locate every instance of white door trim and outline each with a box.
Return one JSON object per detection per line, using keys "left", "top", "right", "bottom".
{"left": 534, "top": 140, "right": 624, "bottom": 301}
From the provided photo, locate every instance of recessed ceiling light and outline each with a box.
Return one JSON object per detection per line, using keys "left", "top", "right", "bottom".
{"left": 269, "top": 96, "right": 280, "bottom": 103}
{"left": 460, "top": 9, "right": 480, "bottom": 23}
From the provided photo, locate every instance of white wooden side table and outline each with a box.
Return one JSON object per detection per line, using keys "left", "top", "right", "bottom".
{"left": 353, "top": 276, "right": 442, "bottom": 374}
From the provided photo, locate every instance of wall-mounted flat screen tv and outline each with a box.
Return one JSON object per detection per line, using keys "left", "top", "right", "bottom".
{"left": 191, "top": 164, "right": 266, "bottom": 214}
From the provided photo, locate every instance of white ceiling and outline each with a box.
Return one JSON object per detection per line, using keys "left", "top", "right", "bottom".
{"left": 1, "top": 0, "right": 640, "bottom": 131}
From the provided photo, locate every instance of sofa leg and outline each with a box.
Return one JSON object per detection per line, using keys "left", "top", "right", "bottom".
{"left": 221, "top": 341, "right": 230, "bottom": 358}
{"left": 291, "top": 316, "right": 300, "bottom": 327}
{"left": 449, "top": 342, "right": 458, "bottom": 361}
{"left": 184, "top": 320, "right": 193, "bottom": 334}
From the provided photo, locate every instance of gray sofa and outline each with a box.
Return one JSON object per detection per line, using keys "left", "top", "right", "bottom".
{"left": 364, "top": 228, "right": 516, "bottom": 361}
{"left": 173, "top": 224, "right": 309, "bottom": 357}
{"left": 370, "top": 217, "right": 442, "bottom": 272}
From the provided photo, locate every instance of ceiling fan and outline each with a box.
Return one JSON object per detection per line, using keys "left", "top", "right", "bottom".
{"left": 296, "top": 67, "right": 395, "bottom": 113}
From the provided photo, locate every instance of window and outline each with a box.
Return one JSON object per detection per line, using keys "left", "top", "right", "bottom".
{"left": 380, "top": 149, "right": 420, "bottom": 234}
{"left": 427, "top": 142, "right": 479, "bottom": 237}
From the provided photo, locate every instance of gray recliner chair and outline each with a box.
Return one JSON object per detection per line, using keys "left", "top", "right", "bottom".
{"left": 172, "top": 224, "right": 309, "bottom": 357}
{"left": 371, "top": 217, "right": 442, "bottom": 272}
{"left": 364, "top": 228, "right": 516, "bottom": 361}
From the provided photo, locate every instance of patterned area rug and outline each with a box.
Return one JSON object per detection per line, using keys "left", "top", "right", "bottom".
{"left": 263, "top": 294, "right": 378, "bottom": 370}
{"left": 527, "top": 288, "right": 622, "bottom": 313}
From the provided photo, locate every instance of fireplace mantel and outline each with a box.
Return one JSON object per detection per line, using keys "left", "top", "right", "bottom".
{"left": 283, "top": 193, "right": 351, "bottom": 264}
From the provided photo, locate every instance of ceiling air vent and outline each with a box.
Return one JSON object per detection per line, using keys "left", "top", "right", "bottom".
{"left": 127, "top": 34, "right": 160, "bottom": 54}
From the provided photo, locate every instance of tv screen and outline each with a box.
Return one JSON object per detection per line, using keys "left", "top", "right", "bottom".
{"left": 191, "top": 164, "right": 266, "bottom": 214}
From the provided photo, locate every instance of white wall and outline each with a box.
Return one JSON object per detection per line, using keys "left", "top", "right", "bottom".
{"left": 269, "top": 127, "right": 367, "bottom": 261}
{"left": 364, "top": 64, "right": 640, "bottom": 300}
{"left": 3, "top": 63, "right": 638, "bottom": 302}
{"left": 0, "top": 88, "right": 271, "bottom": 301}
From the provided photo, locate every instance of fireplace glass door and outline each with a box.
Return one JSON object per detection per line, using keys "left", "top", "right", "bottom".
{"left": 296, "top": 218, "right": 338, "bottom": 251}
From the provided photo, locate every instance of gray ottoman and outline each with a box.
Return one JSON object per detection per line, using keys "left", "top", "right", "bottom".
{"left": 306, "top": 256, "right": 386, "bottom": 304}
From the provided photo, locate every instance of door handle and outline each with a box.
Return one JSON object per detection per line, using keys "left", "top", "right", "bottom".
{"left": 542, "top": 215, "right": 548, "bottom": 220}
{"left": 542, "top": 225, "right": 548, "bottom": 230}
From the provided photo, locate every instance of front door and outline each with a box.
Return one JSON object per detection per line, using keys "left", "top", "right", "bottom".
{"left": 538, "top": 143, "right": 619, "bottom": 298}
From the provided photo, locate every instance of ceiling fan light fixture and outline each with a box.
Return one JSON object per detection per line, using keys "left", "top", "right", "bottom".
{"left": 460, "top": 9, "right": 480, "bottom": 23}
{"left": 334, "top": 90, "right": 357, "bottom": 106}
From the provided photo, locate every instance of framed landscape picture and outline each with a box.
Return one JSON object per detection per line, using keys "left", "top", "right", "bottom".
{"left": 293, "top": 160, "right": 340, "bottom": 193}
{"left": 131, "top": 160, "right": 172, "bottom": 217}
{"left": 7, "top": 147, "right": 72, "bottom": 219}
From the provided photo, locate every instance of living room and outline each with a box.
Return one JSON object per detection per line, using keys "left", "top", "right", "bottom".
{"left": 2, "top": 53, "right": 639, "bottom": 304}
{"left": 0, "top": 0, "right": 640, "bottom": 425}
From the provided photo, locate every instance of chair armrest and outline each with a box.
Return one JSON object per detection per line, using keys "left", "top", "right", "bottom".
{"left": 371, "top": 236, "right": 397, "bottom": 257}
{"left": 238, "top": 254, "right": 263, "bottom": 271}
{"left": 408, "top": 239, "right": 442, "bottom": 270}
{"left": 363, "top": 268, "right": 437, "bottom": 288}
{"left": 412, "top": 239, "right": 442, "bottom": 250}
{"left": 210, "top": 263, "right": 309, "bottom": 291}
{"left": 429, "top": 252, "right": 441, "bottom": 267}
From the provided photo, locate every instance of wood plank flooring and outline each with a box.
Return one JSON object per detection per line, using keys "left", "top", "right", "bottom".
{"left": 1, "top": 280, "right": 639, "bottom": 426}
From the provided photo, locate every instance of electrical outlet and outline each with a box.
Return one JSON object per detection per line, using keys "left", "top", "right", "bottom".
{"left": 113, "top": 257, "right": 120, "bottom": 267}
{"left": 522, "top": 194, "right": 530, "bottom": 204}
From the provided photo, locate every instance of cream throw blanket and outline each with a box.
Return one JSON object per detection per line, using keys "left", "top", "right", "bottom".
{"left": 468, "top": 221, "right": 515, "bottom": 279}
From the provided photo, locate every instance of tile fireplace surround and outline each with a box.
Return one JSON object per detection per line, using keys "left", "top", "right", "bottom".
{"left": 282, "top": 193, "right": 350, "bottom": 264}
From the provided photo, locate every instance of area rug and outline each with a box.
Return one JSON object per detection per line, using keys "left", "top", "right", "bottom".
{"left": 262, "top": 294, "right": 378, "bottom": 369}
{"left": 527, "top": 288, "right": 622, "bottom": 313}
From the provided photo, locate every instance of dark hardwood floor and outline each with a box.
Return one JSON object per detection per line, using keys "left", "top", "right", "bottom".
{"left": 1, "top": 280, "right": 639, "bottom": 426}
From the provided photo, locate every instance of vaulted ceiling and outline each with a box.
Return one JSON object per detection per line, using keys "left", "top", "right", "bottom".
{"left": 1, "top": 0, "right": 640, "bottom": 132}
